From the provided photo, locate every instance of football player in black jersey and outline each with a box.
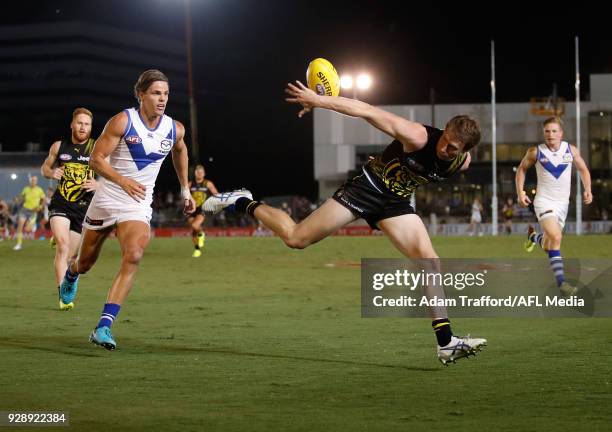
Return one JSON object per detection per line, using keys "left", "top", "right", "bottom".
{"left": 41, "top": 108, "right": 98, "bottom": 306}
{"left": 187, "top": 164, "right": 218, "bottom": 257}
{"left": 205, "top": 81, "right": 486, "bottom": 365}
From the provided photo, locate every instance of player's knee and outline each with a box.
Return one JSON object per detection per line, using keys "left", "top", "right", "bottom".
{"left": 285, "top": 234, "right": 310, "bottom": 250}
{"left": 122, "top": 247, "right": 144, "bottom": 265}
{"left": 550, "top": 235, "right": 562, "bottom": 247}
{"left": 56, "top": 241, "right": 70, "bottom": 256}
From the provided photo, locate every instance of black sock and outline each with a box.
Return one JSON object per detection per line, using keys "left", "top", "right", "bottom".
{"left": 235, "top": 197, "right": 261, "bottom": 217}
{"left": 195, "top": 244, "right": 200, "bottom": 250}
{"left": 432, "top": 318, "right": 453, "bottom": 346}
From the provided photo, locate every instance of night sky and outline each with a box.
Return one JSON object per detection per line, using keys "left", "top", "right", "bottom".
{"left": 5, "top": 1, "right": 612, "bottom": 198}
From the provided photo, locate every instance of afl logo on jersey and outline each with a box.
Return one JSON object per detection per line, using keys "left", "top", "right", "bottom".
{"left": 562, "top": 153, "right": 572, "bottom": 163}
{"left": 125, "top": 135, "right": 142, "bottom": 145}
{"left": 59, "top": 153, "right": 72, "bottom": 161}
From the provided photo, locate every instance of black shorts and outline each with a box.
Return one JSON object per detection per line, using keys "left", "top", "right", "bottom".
{"left": 332, "top": 171, "right": 415, "bottom": 229}
{"left": 48, "top": 197, "right": 89, "bottom": 234}
{"left": 188, "top": 207, "right": 203, "bottom": 217}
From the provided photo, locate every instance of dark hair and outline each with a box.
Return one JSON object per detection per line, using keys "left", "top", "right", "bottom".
{"left": 543, "top": 116, "right": 563, "bottom": 129}
{"left": 445, "top": 115, "right": 481, "bottom": 151}
{"left": 133, "top": 69, "right": 169, "bottom": 101}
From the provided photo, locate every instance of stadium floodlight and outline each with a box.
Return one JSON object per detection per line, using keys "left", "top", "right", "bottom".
{"left": 340, "top": 75, "right": 354, "bottom": 90}
{"left": 356, "top": 73, "right": 372, "bottom": 90}
{"left": 10, "top": 173, "right": 17, "bottom": 180}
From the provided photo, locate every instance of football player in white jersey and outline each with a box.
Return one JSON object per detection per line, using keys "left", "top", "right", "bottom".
{"left": 58, "top": 70, "right": 196, "bottom": 350}
{"left": 515, "top": 116, "right": 592, "bottom": 296}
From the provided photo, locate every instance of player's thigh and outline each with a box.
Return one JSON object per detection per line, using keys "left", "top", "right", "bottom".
{"left": 378, "top": 214, "right": 438, "bottom": 259}
{"left": 16, "top": 214, "right": 26, "bottom": 228}
{"left": 50, "top": 216, "right": 71, "bottom": 245}
{"left": 539, "top": 217, "right": 563, "bottom": 245}
{"left": 292, "top": 198, "right": 356, "bottom": 244}
{"left": 116, "top": 220, "right": 151, "bottom": 255}
{"left": 78, "top": 226, "right": 113, "bottom": 263}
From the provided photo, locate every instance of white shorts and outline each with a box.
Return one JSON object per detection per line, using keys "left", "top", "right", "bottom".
{"left": 533, "top": 197, "right": 568, "bottom": 229}
{"left": 470, "top": 213, "right": 482, "bottom": 223}
{"left": 83, "top": 203, "right": 152, "bottom": 230}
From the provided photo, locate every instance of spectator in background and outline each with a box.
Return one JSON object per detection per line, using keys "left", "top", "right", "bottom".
{"left": 0, "top": 198, "right": 11, "bottom": 241}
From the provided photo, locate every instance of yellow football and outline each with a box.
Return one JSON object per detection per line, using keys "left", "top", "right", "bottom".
{"left": 306, "top": 58, "right": 340, "bottom": 97}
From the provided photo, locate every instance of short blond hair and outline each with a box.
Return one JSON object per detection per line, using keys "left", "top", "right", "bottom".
{"left": 72, "top": 107, "right": 93, "bottom": 121}
{"left": 543, "top": 116, "right": 563, "bottom": 129}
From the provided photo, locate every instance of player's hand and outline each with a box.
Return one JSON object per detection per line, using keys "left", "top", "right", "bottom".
{"left": 183, "top": 196, "right": 196, "bottom": 215}
{"left": 83, "top": 178, "right": 99, "bottom": 192}
{"left": 583, "top": 190, "right": 593, "bottom": 205}
{"left": 52, "top": 167, "right": 64, "bottom": 180}
{"left": 518, "top": 193, "right": 531, "bottom": 207}
{"left": 285, "top": 81, "right": 319, "bottom": 118}
{"left": 118, "top": 177, "right": 146, "bottom": 202}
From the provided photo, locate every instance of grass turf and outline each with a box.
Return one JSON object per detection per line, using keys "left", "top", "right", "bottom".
{"left": 1, "top": 235, "right": 611, "bottom": 431}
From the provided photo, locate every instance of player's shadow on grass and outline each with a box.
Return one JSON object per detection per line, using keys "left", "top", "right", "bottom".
{"left": 127, "top": 342, "right": 442, "bottom": 372}
{"left": 0, "top": 336, "right": 105, "bottom": 358}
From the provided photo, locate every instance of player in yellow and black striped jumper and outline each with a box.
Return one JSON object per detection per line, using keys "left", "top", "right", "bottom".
{"left": 188, "top": 164, "right": 217, "bottom": 257}
{"left": 205, "top": 81, "right": 487, "bottom": 365}
{"left": 41, "top": 108, "right": 98, "bottom": 309}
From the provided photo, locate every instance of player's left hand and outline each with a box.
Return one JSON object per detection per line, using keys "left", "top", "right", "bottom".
{"left": 583, "top": 189, "right": 593, "bottom": 205}
{"left": 83, "top": 178, "right": 99, "bottom": 192}
{"left": 183, "top": 196, "right": 196, "bottom": 215}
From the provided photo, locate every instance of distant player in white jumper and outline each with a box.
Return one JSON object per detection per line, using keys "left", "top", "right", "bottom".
{"left": 515, "top": 116, "right": 592, "bottom": 295}
{"left": 468, "top": 197, "right": 483, "bottom": 236}
{"left": 58, "top": 70, "right": 195, "bottom": 349}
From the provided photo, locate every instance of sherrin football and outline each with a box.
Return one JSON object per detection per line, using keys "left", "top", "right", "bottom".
{"left": 306, "top": 58, "right": 340, "bottom": 97}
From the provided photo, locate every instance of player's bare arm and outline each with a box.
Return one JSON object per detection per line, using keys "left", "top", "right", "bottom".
{"left": 285, "top": 81, "right": 427, "bottom": 152}
{"left": 171, "top": 121, "right": 196, "bottom": 215}
{"left": 89, "top": 112, "right": 146, "bottom": 202}
{"left": 570, "top": 144, "right": 593, "bottom": 204}
{"left": 41, "top": 141, "right": 64, "bottom": 180}
{"left": 207, "top": 181, "right": 219, "bottom": 195}
{"left": 515, "top": 147, "right": 537, "bottom": 207}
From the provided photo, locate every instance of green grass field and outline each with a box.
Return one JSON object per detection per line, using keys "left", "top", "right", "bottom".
{"left": 1, "top": 235, "right": 611, "bottom": 431}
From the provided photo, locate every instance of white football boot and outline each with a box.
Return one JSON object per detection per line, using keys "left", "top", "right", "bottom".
{"left": 437, "top": 335, "right": 487, "bottom": 366}
{"left": 203, "top": 189, "right": 253, "bottom": 215}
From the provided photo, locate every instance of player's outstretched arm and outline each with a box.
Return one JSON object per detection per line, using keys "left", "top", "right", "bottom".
{"left": 571, "top": 144, "right": 593, "bottom": 204}
{"left": 285, "top": 81, "right": 427, "bottom": 152}
{"left": 90, "top": 112, "right": 146, "bottom": 202}
{"left": 515, "top": 147, "right": 537, "bottom": 207}
{"left": 171, "top": 121, "right": 196, "bottom": 215}
{"left": 207, "top": 181, "right": 219, "bottom": 195}
{"left": 41, "top": 141, "right": 64, "bottom": 180}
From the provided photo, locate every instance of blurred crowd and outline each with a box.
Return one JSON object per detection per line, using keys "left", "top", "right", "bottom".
{"left": 1, "top": 186, "right": 609, "bottom": 240}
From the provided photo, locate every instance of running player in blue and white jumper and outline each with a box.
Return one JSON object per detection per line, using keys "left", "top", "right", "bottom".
{"left": 58, "top": 70, "right": 196, "bottom": 349}
{"left": 516, "top": 116, "right": 592, "bottom": 296}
